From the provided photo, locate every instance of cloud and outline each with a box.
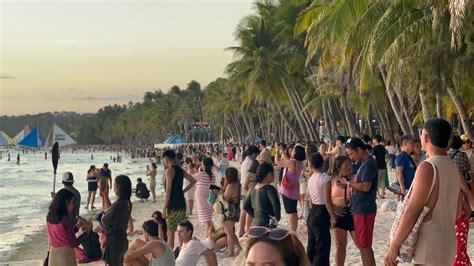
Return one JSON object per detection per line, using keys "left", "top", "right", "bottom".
{"left": 73, "top": 95, "right": 139, "bottom": 101}
{"left": 0, "top": 74, "right": 15, "bottom": 79}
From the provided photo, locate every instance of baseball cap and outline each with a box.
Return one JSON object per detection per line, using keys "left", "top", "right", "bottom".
{"left": 460, "top": 134, "right": 470, "bottom": 142}
{"left": 62, "top": 172, "right": 74, "bottom": 183}
{"left": 256, "top": 149, "right": 272, "bottom": 164}
{"left": 345, "top": 137, "right": 366, "bottom": 150}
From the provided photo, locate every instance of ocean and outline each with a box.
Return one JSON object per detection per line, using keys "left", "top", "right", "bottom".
{"left": 0, "top": 150, "right": 163, "bottom": 261}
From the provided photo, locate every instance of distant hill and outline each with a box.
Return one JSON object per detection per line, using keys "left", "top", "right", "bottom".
{"left": 0, "top": 112, "right": 92, "bottom": 141}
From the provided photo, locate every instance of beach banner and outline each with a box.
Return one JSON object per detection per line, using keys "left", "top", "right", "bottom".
{"left": 52, "top": 124, "right": 77, "bottom": 146}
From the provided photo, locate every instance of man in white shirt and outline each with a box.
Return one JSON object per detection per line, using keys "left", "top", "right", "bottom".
{"left": 175, "top": 220, "right": 217, "bottom": 266}
{"left": 239, "top": 145, "right": 259, "bottom": 236}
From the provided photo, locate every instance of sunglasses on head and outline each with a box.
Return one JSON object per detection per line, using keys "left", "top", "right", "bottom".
{"left": 247, "top": 226, "right": 290, "bottom": 240}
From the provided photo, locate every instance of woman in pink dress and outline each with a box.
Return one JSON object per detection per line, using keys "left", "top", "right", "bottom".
{"left": 227, "top": 144, "right": 234, "bottom": 161}
{"left": 193, "top": 157, "right": 216, "bottom": 236}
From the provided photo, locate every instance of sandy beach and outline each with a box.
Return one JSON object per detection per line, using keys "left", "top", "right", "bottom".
{"left": 3, "top": 170, "right": 474, "bottom": 266}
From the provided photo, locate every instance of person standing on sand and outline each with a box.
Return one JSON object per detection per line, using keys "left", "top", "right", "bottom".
{"left": 85, "top": 165, "right": 98, "bottom": 210}
{"left": 385, "top": 119, "right": 463, "bottom": 266}
{"left": 16, "top": 154, "right": 20, "bottom": 165}
{"left": 99, "top": 163, "right": 112, "bottom": 209}
{"left": 102, "top": 175, "right": 133, "bottom": 266}
{"left": 183, "top": 157, "right": 197, "bottom": 215}
{"left": 193, "top": 157, "right": 216, "bottom": 237}
{"left": 162, "top": 150, "right": 196, "bottom": 250}
{"left": 372, "top": 135, "right": 387, "bottom": 198}
{"left": 306, "top": 153, "right": 331, "bottom": 266}
{"left": 395, "top": 135, "right": 416, "bottom": 199}
{"left": 339, "top": 138, "right": 377, "bottom": 266}
{"left": 147, "top": 163, "right": 158, "bottom": 203}
{"left": 276, "top": 144, "right": 305, "bottom": 233}
{"left": 61, "top": 172, "right": 81, "bottom": 224}
{"left": 239, "top": 145, "right": 259, "bottom": 237}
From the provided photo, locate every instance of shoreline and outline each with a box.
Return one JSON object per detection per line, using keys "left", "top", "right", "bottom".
{"left": 3, "top": 171, "right": 474, "bottom": 265}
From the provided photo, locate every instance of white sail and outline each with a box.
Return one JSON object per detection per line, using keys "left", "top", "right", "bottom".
{"left": 52, "top": 124, "right": 77, "bottom": 146}
{"left": 13, "top": 126, "right": 30, "bottom": 144}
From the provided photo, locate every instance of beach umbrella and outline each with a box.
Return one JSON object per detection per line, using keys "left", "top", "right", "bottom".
{"left": 52, "top": 142, "right": 59, "bottom": 192}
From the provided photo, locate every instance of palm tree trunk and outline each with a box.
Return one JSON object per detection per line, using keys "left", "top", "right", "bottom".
{"left": 446, "top": 81, "right": 473, "bottom": 138}
{"left": 379, "top": 64, "right": 411, "bottom": 135}
{"left": 281, "top": 80, "right": 310, "bottom": 142}
{"left": 326, "top": 99, "right": 339, "bottom": 136}
{"left": 289, "top": 83, "right": 319, "bottom": 141}
{"left": 394, "top": 84, "right": 416, "bottom": 136}
{"left": 269, "top": 95, "right": 303, "bottom": 141}
{"left": 419, "top": 82, "right": 431, "bottom": 122}
{"left": 340, "top": 85, "right": 359, "bottom": 136}
{"left": 436, "top": 92, "right": 444, "bottom": 118}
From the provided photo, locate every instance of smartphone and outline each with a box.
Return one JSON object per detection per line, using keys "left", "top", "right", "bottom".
{"left": 209, "top": 184, "right": 220, "bottom": 191}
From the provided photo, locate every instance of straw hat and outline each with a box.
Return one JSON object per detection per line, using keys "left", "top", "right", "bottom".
{"left": 257, "top": 149, "right": 272, "bottom": 164}
{"left": 460, "top": 134, "right": 470, "bottom": 142}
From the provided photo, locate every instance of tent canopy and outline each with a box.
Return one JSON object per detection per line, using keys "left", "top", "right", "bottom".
{"left": 244, "top": 134, "right": 263, "bottom": 144}
{"left": 164, "top": 135, "right": 186, "bottom": 144}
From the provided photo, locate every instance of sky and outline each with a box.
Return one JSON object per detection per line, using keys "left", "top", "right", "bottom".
{"left": 0, "top": 0, "right": 254, "bottom": 115}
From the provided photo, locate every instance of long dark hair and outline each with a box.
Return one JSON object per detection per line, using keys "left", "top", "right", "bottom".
{"left": 115, "top": 175, "right": 132, "bottom": 201}
{"left": 152, "top": 210, "right": 168, "bottom": 241}
{"left": 143, "top": 219, "right": 159, "bottom": 237}
{"left": 46, "top": 188, "right": 74, "bottom": 224}
{"left": 202, "top": 157, "right": 214, "bottom": 179}
{"left": 224, "top": 167, "right": 239, "bottom": 188}
{"left": 331, "top": 156, "right": 350, "bottom": 176}
{"left": 256, "top": 163, "right": 274, "bottom": 183}
{"left": 87, "top": 165, "right": 96, "bottom": 174}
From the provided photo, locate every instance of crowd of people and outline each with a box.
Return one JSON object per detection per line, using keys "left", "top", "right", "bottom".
{"left": 44, "top": 118, "right": 474, "bottom": 266}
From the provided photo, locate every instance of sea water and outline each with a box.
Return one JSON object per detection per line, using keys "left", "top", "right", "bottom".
{"left": 0, "top": 150, "right": 163, "bottom": 261}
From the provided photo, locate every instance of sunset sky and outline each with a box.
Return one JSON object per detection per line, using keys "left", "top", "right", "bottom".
{"left": 0, "top": 0, "right": 254, "bottom": 115}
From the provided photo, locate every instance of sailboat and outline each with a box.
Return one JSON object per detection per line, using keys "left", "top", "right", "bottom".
{"left": 45, "top": 124, "right": 77, "bottom": 147}
{"left": 0, "top": 131, "right": 14, "bottom": 146}
{"left": 13, "top": 126, "right": 30, "bottom": 145}
{"left": 18, "top": 127, "right": 45, "bottom": 149}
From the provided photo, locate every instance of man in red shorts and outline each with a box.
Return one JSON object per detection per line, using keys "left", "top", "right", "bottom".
{"left": 341, "top": 137, "right": 378, "bottom": 266}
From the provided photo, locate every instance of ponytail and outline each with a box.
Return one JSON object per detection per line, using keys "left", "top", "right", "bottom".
{"left": 202, "top": 157, "right": 214, "bottom": 179}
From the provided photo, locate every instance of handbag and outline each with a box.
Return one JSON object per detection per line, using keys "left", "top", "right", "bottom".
{"left": 389, "top": 161, "right": 438, "bottom": 262}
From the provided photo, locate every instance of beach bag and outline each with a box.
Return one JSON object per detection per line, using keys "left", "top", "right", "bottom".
{"left": 213, "top": 194, "right": 229, "bottom": 219}
{"left": 281, "top": 169, "right": 294, "bottom": 190}
{"left": 389, "top": 161, "right": 438, "bottom": 262}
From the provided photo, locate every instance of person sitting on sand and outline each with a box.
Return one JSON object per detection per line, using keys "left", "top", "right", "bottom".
{"left": 124, "top": 219, "right": 175, "bottom": 266}
{"left": 74, "top": 231, "right": 102, "bottom": 264}
{"left": 135, "top": 178, "right": 150, "bottom": 202}
{"left": 46, "top": 188, "right": 92, "bottom": 266}
{"left": 128, "top": 211, "right": 168, "bottom": 242}
{"left": 245, "top": 226, "right": 310, "bottom": 266}
{"left": 174, "top": 220, "right": 217, "bottom": 266}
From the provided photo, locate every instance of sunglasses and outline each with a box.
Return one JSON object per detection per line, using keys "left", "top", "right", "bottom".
{"left": 247, "top": 226, "right": 290, "bottom": 240}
